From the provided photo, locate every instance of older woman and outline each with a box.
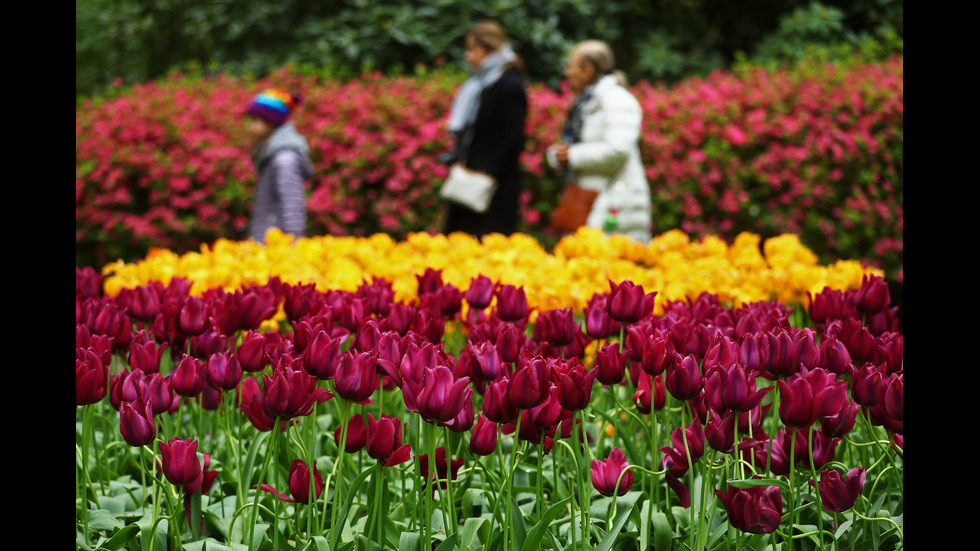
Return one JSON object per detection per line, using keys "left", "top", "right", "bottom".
{"left": 441, "top": 21, "right": 528, "bottom": 238}
{"left": 548, "top": 40, "right": 652, "bottom": 243}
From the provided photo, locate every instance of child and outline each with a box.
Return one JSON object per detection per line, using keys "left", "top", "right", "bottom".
{"left": 244, "top": 88, "right": 314, "bottom": 243}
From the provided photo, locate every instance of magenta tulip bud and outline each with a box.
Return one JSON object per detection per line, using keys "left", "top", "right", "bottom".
{"left": 591, "top": 447, "right": 633, "bottom": 497}
{"left": 145, "top": 372, "right": 175, "bottom": 415}
{"left": 665, "top": 353, "right": 704, "bottom": 401}
{"left": 583, "top": 303, "right": 613, "bottom": 340}
{"left": 851, "top": 362, "right": 887, "bottom": 407}
{"left": 302, "top": 330, "right": 343, "bottom": 380}
{"left": 469, "top": 340, "right": 505, "bottom": 381}
{"left": 594, "top": 342, "right": 630, "bottom": 386}
{"left": 366, "top": 414, "right": 412, "bottom": 467}
{"left": 470, "top": 415, "right": 498, "bottom": 456}
{"left": 811, "top": 467, "right": 866, "bottom": 513}
{"left": 633, "top": 372, "right": 666, "bottom": 414}
{"left": 237, "top": 331, "right": 270, "bottom": 373}
{"left": 820, "top": 398, "right": 859, "bottom": 438}
{"left": 508, "top": 356, "right": 551, "bottom": 409}
{"left": 494, "top": 284, "right": 529, "bottom": 322}
{"left": 335, "top": 413, "right": 371, "bottom": 453}
{"left": 494, "top": 322, "right": 524, "bottom": 364}
{"left": 76, "top": 348, "right": 109, "bottom": 406}
{"left": 606, "top": 280, "right": 650, "bottom": 324}
{"left": 464, "top": 275, "right": 495, "bottom": 310}
{"left": 282, "top": 282, "right": 318, "bottom": 321}
{"left": 482, "top": 377, "right": 518, "bottom": 424}
{"left": 715, "top": 482, "right": 783, "bottom": 534}
{"left": 119, "top": 398, "right": 156, "bottom": 447}
{"left": 159, "top": 438, "right": 202, "bottom": 487}
{"left": 854, "top": 275, "right": 890, "bottom": 315}
{"left": 641, "top": 334, "right": 674, "bottom": 376}
{"left": 206, "top": 351, "right": 243, "bottom": 391}
{"left": 403, "top": 365, "right": 470, "bottom": 424}
{"left": 777, "top": 367, "right": 848, "bottom": 428}
{"left": 555, "top": 357, "right": 598, "bottom": 411}
{"left": 334, "top": 351, "right": 379, "bottom": 403}
{"left": 170, "top": 355, "right": 206, "bottom": 397}
{"left": 819, "top": 335, "right": 853, "bottom": 375}
{"left": 705, "top": 410, "right": 738, "bottom": 454}
{"left": 262, "top": 362, "right": 331, "bottom": 421}
{"left": 535, "top": 308, "right": 578, "bottom": 347}
{"left": 129, "top": 285, "right": 162, "bottom": 322}
{"left": 287, "top": 459, "right": 324, "bottom": 504}
{"left": 704, "top": 363, "right": 773, "bottom": 413}
{"left": 883, "top": 373, "right": 903, "bottom": 422}
{"left": 177, "top": 295, "right": 209, "bottom": 337}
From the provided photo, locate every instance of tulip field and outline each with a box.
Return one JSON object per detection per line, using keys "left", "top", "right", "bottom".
{"left": 75, "top": 228, "right": 903, "bottom": 550}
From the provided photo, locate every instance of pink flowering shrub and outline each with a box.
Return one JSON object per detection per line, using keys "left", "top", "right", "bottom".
{"left": 76, "top": 58, "right": 902, "bottom": 279}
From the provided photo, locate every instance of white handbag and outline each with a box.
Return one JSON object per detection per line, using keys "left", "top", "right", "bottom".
{"left": 440, "top": 163, "right": 498, "bottom": 214}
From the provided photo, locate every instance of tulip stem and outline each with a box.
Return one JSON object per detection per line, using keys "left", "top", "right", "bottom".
{"left": 330, "top": 401, "right": 352, "bottom": 548}
{"left": 442, "top": 426, "right": 459, "bottom": 536}
{"left": 249, "top": 417, "right": 281, "bottom": 547}
{"left": 223, "top": 391, "right": 246, "bottom": 512}
{"left": 506, "top": 410, "right": 525, "bottom": 551}
{"left": 787, "top": 428, "right": 798, "bottom": 548}
{"left": 807, "top": 427, "right": 827, "bottom": 548}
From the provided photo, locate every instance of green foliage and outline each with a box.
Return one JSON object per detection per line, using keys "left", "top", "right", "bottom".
{"left": 76, "top": 0, "right": 903, "bottom": 99}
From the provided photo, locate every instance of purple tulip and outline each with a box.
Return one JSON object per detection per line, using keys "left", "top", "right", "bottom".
{"left": 177, "top": 295, "right": 209, "bottom": 337}
{"left": 403, "top": 364, "right": 470, "bottom": 424}
{"left": 464, "top": 275, "right": 495, "bottom": 310}
{"left": 287, "top": 460, "right": 324, "bottom": 504}
{"left": 606, "top": 280, "right": 650, "bottom": 324}
{"left": 366, "top": 414, "right": 412, "bottom": 467}
{"left": 812, "top": 467, "right": 866, "bottom": 513}
{"left": 470, "top": 415, "right": 498, "bottom": 456}
{"left": 591, "top": 447, "right": 633, "bottom": 497}
{"left": 883, "top": 373, "right": 903, "bottom": 422}
{"left": 594, "top": 342, "right": 630, "bottom": 386}
{"left": 302, "top": 330, "right": 343, "bottom": 380}
{"left": 159, "top": 438, "right": 202, "bottom": 487}
{"left": 76, "top": 348, "right": 109, "bottom": 406}
{"left": 554, "top": 357, "right": 598, "bottom": 411}
{"left": 665, "top": 353, "right": 704, "bottom": 401}
{"left": 704, "top": 362, "right": 773, "bottom": 413}
{"left": 777, "top": 367, "right": 848, "bottom": 428}
{"left": 334, "top": 351, "right": 380, "bottom": 403}
{"left": 206, "top": 351, "right": 243, "bottom": 391}
{"left": 495, "top": 284, "right": 529, "bottom": 322}
{"left": 715, "top": 482, "right": 783, "bottom": 534}
{"left": 508, "top": 355, "right": 551, "bottom": 409}
{"left": 170, "top": 355, "right": 206, "bottom": 397}
{"left": 119, "top": 398, "right": 156, "bottom": 447}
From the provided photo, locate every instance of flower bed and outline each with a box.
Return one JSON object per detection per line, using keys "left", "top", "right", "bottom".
{"left": 76, "top": 232, "right": 902, "bottom": 550}
{"left": 76, "top": 56, "right": 903, "bottom": 280}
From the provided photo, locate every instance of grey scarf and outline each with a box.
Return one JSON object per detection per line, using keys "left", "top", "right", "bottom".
{"left": 447, "top": 43, "right": 517, "bottom": 133}
{"left": 251, "top": 122, "right": 313, "bottom": 177}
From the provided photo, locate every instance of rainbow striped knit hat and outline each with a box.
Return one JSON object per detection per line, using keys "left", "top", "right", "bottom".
{"left": 245, "top": 88, "right": 299, "bottom": 127}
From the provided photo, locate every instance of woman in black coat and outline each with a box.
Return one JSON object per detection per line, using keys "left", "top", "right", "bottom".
{"left": 442, "top": 21, "right": 527, "bottom": 238}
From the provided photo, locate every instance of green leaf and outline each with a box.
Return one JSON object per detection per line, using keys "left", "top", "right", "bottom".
{"left": 138, "top": 515, "right": 168, "bottom": 551}
{"left": 460, "top": 517, "right": 487, "bottom": 550}
{"left": 100, "top": 524, "right": 140, "bottom": 551}
{"left": 434, "top": 533, "right": 459, "bottom": 551}
{"left": 651, "top": 511, "right": 673, "bottom": 551}
{"left": 398, "top": 531, "right": 421, "bottom": 551}
{"left": 520, "top": 496, "right": 571, "bottom": 551}
{"left": 596, "top": 504, "right": 634, "bottom": 551}
{"left": 726, "top": 477, "right": 791, "bottom": 494}
{"left": 86, "top": 509, "right": 123, "bottom": 530}
{"left": 331, "top": 467, "right": 375, "bottom": 550}
{"left": 511, "top": 495, "right": 528, "bottom": 550}
{"left": 357, "top": 534, "right": 384, "bottom": 551}
{"left": 305, "top": 535, "right": 330, "bottom": 551}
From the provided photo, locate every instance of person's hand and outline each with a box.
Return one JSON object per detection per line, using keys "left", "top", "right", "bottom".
{"left": 554, "top": 144, "right": 570, "bottom": 165}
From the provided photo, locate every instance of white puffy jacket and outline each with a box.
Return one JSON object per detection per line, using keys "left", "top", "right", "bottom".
{"left": 560, "top": 74, "right": 652, "bottom": 243}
